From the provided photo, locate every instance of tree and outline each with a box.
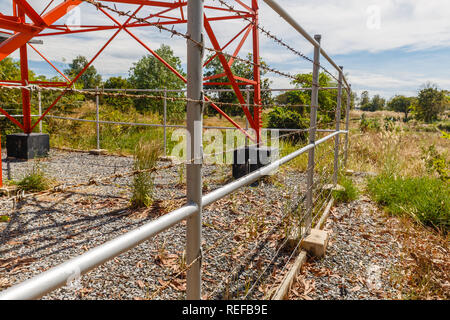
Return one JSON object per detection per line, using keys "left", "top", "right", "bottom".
{"left": 128, "top": 45, "right": 185, "bottom": 116}
{"left": 0, "top": 58, "right": 22, "bottom": 136}
{"left": 360, "top": 91, "right": 370, "bottom": 110}
{"left": 361, "top": 94, "right": 385, "bottom": 112}
{"left": 203, "top": 53, "right": 272, "bottom": 117}
{"left": 64, "top": 55, "right": 102, "bottom": 89}
{"left": 387, "top": 95, "right": 413, "bottom": 120}
{"left": 415, "top": 83, "right": 447, "bottom": 123}
{"left": 288, "top": 72, "right": 339, "bottom": 123}
{"left": 103, "top": 76, "right": 133, "bottom": 111}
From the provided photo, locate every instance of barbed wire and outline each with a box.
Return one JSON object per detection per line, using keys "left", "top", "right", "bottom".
{"left": 80, "top": 0, "right": 300, "bottom": 82}
{"left": 213, "top": 0, "right": 314, "bottom": 64}
{"left": 0, "top": 83, "right": 312, "bottom": 109}
{"left": 213, "top": 0, "right": 343, "bottom": 86}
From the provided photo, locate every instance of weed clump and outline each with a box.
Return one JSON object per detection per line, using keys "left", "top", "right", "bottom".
{"left": 17, "top": 163, "right": 53, "bottom": 192}
{"left": 130, "top": 140, "right": 161, "bottom": 208}
{"left": 332, "top": 175, "right": 358, "bottom": 204}
{"left": 368, "top": 174, "right": 449, "bottom": 232}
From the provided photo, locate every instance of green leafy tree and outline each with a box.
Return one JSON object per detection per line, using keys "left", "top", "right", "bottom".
{"left": 128, "top": 45, "right": 185, "bottom": 117}
{"left": 360, "top": 91, "right": 370, "bottom": 110}
{"left": 282, "top": 72, "right": 339, "bottom": 124}
{"left": 267, "top": 107, "right": 308, "bottom": 142}
{"left": 0, "top": 58, "right": 22, "bottom": 137}
{"left": 361, "top": 94, "right": 385, "bottom": 112}
{"left": 103, "top": 76, "right": 133, "bottom": 111}
{"left": 64, "top": 55, "right": 102, "bottom": 89}
{"left": 203, "top": 53, "right": 272, "bottom": 117}
{"left": 415, "top": 83, "right": 447, "bottom": 123}
{"left": 387, "top": 95, "right": 413, "bottom": 121}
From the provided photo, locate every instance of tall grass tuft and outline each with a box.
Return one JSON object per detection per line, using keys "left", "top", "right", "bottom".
{"left": 130, "top": 140, "right": 161, "bottom": 208}
{"left": 17, "top": 163, "right": 53, "bottom": 192}
{"left": 368, "top": 173, "right": 449, "bottom": 232}
{"left": 332, "top": 175, "right": 359, "bottom": 204}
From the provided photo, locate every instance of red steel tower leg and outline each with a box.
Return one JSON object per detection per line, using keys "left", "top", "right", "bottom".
{"left": 0, "top": 1, "right": 263, "bottom": 141}
{"left": 18, "top": 7, "right": 32, "bottom": 134}
{"left": 252, "top": 0, "right": 262, "bottom": 144}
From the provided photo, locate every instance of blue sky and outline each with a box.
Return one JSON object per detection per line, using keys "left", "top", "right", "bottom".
{"left": 1, "top": 0, "right": 449, "bottom": 100}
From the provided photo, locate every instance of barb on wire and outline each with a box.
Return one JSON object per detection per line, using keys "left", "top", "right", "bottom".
{"left": 214, "top": 0, "right": 314, "bottom": 64}
{"left": 79, "top": 0, "right": 299, "bottom": 81}
{"left": 0, "top": 84, "right": 311, "bottom": 109}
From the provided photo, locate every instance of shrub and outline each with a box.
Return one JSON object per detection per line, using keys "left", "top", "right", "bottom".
{"left": 368, "top": 174, "right": 449, "bottom": 232}
{"left": 267, "top": 107, "right": 309, "bottom": 142}
{"left": 130, "top": 140, "right": 161, "bottom": 208}
{"left": 421, "top": 145, "right": 449, "bottom": 182}
{"left": 437, "top": 121, "right": 450, "bottom": 132}
{"left": 359, "top": 113, "right": 381, "bottom": 132}
{"left": 332, "top": 176, "right": 358, "bottom": 204}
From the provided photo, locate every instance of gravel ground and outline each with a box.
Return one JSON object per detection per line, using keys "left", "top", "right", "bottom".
{"left": 288, "top": 183, "right": 404, "bottom": 300}
{"left": 0, "top": 149, "right": 311, "bottom": 300}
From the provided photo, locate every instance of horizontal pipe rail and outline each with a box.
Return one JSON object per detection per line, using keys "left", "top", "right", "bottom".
{"left": 0, "top": 130, "right": 347, "bottom": 300}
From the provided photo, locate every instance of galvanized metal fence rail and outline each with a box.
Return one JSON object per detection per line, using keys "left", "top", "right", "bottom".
{"left": 0, "top": 0, "right": 352, "bottom": 300}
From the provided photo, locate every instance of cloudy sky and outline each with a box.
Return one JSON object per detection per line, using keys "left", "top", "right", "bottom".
{"left": 1, "top": 0, "right": 449, "bottom": 100}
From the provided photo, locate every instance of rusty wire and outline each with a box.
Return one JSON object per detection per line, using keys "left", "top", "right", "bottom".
{"left": 79, "top": 0, "right": 300, "bottom": 81}
{"left": 0, "top": 83, "right": 312, "bottom": 109}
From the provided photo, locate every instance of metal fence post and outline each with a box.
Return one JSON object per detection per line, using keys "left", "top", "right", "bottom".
{"left": 95, "top": 87, "right": 100, "bottom": 150}
{"left": 333, "top": 66, "right": 343, "bottom": 185}
{"left": 186, "top": 0, "right": 204, "bottom": 300}
{"left": 344, "top": 84, "right": 351, "bottom": 167}
{"left": 245, "top": 86, "right": 250, "bottom": 148}
{"left": 163, "top": 87, "right": 167, "bottom": 156}
{"left": 38, "top": 89, "right": 42, "bottom": 133}
{"left": 306, "top": 34, "right": 321, "bottom": 233}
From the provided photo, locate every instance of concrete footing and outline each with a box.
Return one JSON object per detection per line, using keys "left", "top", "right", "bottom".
{"left": 232, "top": 146, "right": 277, "bottom": 179}
{"left": 6, "top": 133, "right": 49, "bottom": 160}
{"left": 301, "top": 228, "right": 330, "bottom": 258}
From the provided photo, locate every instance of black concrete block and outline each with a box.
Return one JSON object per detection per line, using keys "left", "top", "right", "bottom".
{"left": 232, "top": 146, "right": 278, "bottom": 180}
{"left": 6, "top": 133, "right": 50, "bottom": 160}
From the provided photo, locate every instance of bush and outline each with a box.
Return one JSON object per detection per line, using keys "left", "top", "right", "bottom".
{"left": 368, "top": 174, "right": 449, "bottom": 232}
{"left": 332, "top": 176, "right": 358, "bottom": 204}
{"left": 437, "top": 121, "right": 450, "bottom": 132}
{"left": 359, "top": 113, "right": 380, "bottom": 132}
{"left": 267, "top": 107, "right": 309, "bottom": 142}
{"left": 421, "top": 145, "right": 449, "bottom": 182}
{"left": 130, "top": 140, "right": 161, "bottom": 208}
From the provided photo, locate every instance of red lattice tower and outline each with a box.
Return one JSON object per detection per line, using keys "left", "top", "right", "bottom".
{"left": 0, "top": 0, "right": 263, "bottom": 142}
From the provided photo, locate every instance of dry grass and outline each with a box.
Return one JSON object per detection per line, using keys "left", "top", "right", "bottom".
{"left": 347, "top": 125, "right": 449, "bottom": 177}
{"left": 350, "top": 109, "right": 404, "bottom": 119}
{"left": 130, "top": 139, "right": 162, "bottom": 208}
{"left": 346, "top": 115, "right": 450, "bottom": 299}
{"left": 387, "top": 214, "right": 450, "bottom": 299}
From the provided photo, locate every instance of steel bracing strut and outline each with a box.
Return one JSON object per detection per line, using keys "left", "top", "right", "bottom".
{"left": 0, "top": 0, "right": 263, "bottom": 142}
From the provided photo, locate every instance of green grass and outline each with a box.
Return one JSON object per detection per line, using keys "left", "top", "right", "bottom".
{"left": 368, "top": 174, "right": 449, "bottom": 232}
{"left": 332, "top": 175, "right": 359, "bottom": 204}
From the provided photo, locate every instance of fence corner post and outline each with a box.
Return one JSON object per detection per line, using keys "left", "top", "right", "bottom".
{"left": 95, "top": 86, "right": 100, "bottom": 150}
{"left": 163, "top": 87, "right": 167, "bottom": 157}
{"left": 344, "top": 84, "right": 351, "bottom": 167}
{"left": 186, "top": 0, "right": 204, "bottom": 300}
{"left": 38, "top": 88, "right": 42, "bottom": 134}
{"left": 306, "top": 34, "right": 321, "bottom": 234}
{"left": 333, "top": 66, "right": 343, "bottom": 185}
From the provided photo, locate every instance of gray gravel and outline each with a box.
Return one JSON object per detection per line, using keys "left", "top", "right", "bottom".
{"left": 0, "top": 149, "right": 311, "bottom": 300}
{"left": 290, "top": 192, "right": 403, "bottom": 300}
